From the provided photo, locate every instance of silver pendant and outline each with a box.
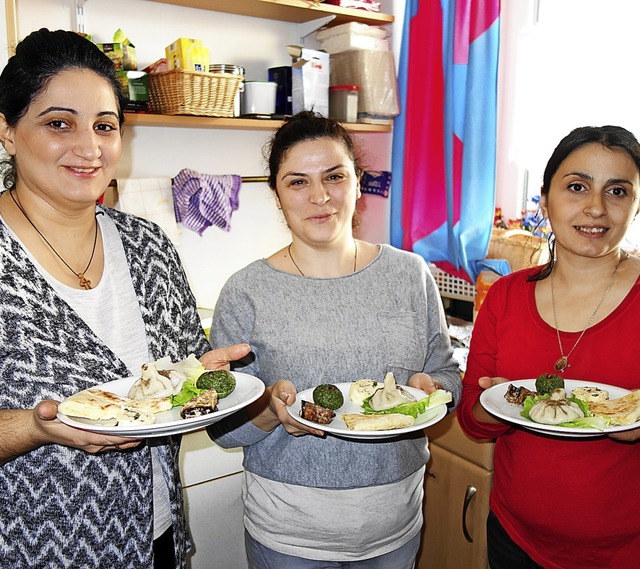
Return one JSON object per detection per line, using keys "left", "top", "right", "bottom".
{"left": 554, "top": 357, "right": 568, "bottom": 372}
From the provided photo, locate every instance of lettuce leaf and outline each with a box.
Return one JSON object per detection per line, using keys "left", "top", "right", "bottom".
{"left": 170, "top": 378, "right": 204, "bottom": 407}
{"left": 362, "top": 389, "right": 452, "bottom": 418}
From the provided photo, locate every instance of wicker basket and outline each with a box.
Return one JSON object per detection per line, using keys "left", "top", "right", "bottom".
{"left": 147, "top": 69, "right": 243, "bottom": 117}
{"left": 487, "top": 228, "right": 549, "bottom": 272}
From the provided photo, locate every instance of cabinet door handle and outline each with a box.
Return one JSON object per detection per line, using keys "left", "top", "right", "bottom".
{"left": 462, "top": 485, "right": 477, "bottom": 543}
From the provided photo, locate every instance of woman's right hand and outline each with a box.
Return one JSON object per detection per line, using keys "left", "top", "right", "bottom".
{"left": 0, "top": 401, "right": 142, "bottom": 465}
{"left": 473, "top": 376, "right": 510, "bottom": 424}
{"left": 32, "top": 400, "right": 142, "bottom": 453}
{"left": 478, "top": 375, "right": 510, "bottom": 390}
{"left": 248, "top": 380, "right": 325, "bottom": 437}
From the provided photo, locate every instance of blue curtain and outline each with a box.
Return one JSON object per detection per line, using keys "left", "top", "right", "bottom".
{"left": 391, "top": 0, "right": 501, "bottom": 283}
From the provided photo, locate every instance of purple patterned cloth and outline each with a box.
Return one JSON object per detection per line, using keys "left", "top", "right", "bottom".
{"left": 173, "top": 169, "right": 241, "bottom": 235}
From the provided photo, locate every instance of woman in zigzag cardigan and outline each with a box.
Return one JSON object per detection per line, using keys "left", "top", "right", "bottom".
{"left": 0, "top": 29, "right": 248, "bottom": 568}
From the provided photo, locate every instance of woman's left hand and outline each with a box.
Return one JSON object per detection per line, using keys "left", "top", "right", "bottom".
{"left": 608, "top": 427, "right": 640, "bottom": 443}
{"left": 409, "top": 372, "right": 443, "bottom": 394}
{"left": 200, "top": 343, "right": 251, "bottom": 370}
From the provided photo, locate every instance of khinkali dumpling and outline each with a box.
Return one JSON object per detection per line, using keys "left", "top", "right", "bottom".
{"left": 529, "top": 388, "right": 584, "bottom": 425}
{"left": 128, "top": 354, "right": 203, "bottom": 400}
{"left": 369, "top": 372, "right": 416, "bottom": 411}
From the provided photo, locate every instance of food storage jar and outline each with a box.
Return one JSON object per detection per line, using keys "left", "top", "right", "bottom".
{"left": 241, "top": 81, "right": 278, "bottom": 117}
{"left": 209, "top": 63, "right": 245, "bottom": 117}
{"left": 329, "top": 84, "right": 359, "bottom": 123}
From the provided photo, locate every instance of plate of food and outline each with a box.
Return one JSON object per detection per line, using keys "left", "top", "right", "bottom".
{"left": 286, "top": 373, "right": 451, "bottom": 440}
{"left": 57, "top": 355, "right": 264, "bottom": 437}
{"left": 479, "top": 376, "right": 640, "bottom": 437}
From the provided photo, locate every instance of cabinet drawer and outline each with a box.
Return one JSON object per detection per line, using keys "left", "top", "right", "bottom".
{"left": 417, "top": 444, "right": 492, "bottom": 569}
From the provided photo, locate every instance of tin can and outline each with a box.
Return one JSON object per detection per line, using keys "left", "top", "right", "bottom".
{"left": 209, "top": 64, "right": 245, "bottom": 117}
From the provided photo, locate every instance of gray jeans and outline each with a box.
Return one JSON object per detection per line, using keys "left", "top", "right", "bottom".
{"left": 245, "top": 529, "right": 420, "bottom": 569}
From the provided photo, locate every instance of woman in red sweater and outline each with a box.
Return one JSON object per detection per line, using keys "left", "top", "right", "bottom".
{"left": 457, "top": 125, "right": 640, "bottom": 569}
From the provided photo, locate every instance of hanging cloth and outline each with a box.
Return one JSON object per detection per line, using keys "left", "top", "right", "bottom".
{"left": 172, "top": 169, "right": 241, "bottom": 235}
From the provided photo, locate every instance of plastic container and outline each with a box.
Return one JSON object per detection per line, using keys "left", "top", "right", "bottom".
{"left": 329, "top": 85, "right": 359, "bottom": 123}
{"left": 241, "top": 81, "right": 277, "bottom": 116}
{"left": 473, "top": 271, "right": 501, "bottom": 322}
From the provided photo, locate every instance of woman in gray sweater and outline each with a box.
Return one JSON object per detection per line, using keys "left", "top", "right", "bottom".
{"left": 209, "top": 111, "right": 461, "bottom": 569}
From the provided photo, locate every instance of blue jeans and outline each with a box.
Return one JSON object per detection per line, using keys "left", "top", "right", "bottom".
{"left": 245, "top": 530, "right": 420, "bottom": 569}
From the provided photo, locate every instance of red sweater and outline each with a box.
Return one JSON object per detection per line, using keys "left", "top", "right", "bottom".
{"left": 457, "top": 267, "right": 640, "bottom": 569}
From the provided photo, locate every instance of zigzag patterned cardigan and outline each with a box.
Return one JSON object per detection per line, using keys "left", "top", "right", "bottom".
{"left": 0, "top": 206, "right": 210, "bottom": 568}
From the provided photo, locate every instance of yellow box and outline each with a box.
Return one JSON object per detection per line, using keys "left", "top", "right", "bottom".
{"left": 96, "top": 42, "right": 137, "bottom": 71}
{"left": 165, "top": 38, "right": 210, "bottom": 72}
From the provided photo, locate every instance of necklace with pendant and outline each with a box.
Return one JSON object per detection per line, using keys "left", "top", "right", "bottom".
{"left": 10, "top": 190, "right": 99, "bottom": 290}
{"left": 550, "top": 254, "right": 624, "bottom": 372}
{"left": 288, "top": 240, "right": 358, "bottom": 277}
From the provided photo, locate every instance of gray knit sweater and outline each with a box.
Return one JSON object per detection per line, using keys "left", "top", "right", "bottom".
{"left": 209, "top": 245, "right": 460, "bottom": 489}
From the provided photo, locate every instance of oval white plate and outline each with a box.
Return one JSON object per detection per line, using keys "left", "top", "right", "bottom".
{"left": 57, "top": 371, "right": 264, "bottom": 438}
{"left": 287, "top": 383, "right": 448, "bottom": 440}
{"left": 479, "top": 379, "right": 636, "bottom": 437}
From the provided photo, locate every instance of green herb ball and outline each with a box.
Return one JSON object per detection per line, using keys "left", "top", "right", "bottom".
{"left": 312, "top": 384, "right": 344, "bottom": 410}
{"left": 196, "top": 370, "right": 236, "bottom": 399}
{"left": 535, "top": 373, "right": 564, "bottom": 396}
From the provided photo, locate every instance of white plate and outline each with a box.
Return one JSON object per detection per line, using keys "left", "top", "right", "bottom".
{"left": 287, "top": 383, "right": 448, "bottom": 440}
{"left": 479, "top": 379, "right": 636, "bottom": 437}
{"left": 57, "top": 371, "right": 265, "bottom": 438}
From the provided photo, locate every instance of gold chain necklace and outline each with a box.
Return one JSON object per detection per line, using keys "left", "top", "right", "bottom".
{"left": 288, "top": 240, "right": 358, "bottom": 277}
{"left": 550, "top": 255, "right": 624, "bottom": 372}
{"left": 10, "top": 190, "right": 99, "bottom": 290}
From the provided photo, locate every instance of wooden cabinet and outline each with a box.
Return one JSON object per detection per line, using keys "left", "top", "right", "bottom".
{"left": 417, "top": 413, "right": 494, "bottom": 569}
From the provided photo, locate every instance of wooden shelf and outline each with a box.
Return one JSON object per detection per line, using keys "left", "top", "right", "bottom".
{"left": 148, "top": 0, "right": 394, "bottom": 27}
{"left": 124, "top": 112, "right": 392, "bottom": 132}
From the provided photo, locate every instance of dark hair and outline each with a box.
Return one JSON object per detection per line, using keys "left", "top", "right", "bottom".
{"left": 264, "top": 111, "right": 364, "bottom": 192}
{"left": 0, "top": 28, "right": 127, "bottom": 190}
{"left": 531, "top": 125, "right": 640, "bottom": 280}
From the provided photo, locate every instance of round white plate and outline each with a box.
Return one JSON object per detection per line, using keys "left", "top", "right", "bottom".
{"left": 57, "top": 371, "right": 264, "bottom": 438}
{"left": 287, "top": 383, "right": 448, "bottom": 440}
{"left": 479, "top": 379, "right": 636, "bottom": 437}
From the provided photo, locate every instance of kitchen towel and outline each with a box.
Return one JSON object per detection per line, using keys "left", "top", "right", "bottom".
{"left": 115, "top": 177, "right": 180, "bottom": 244}
{"left": 172, "top": 169, "right": 242, "bottom": 235}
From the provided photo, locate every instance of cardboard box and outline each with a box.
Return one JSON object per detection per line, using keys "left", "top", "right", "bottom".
{"left": 323, "top": 0, "right": 381, "bottom": 10}
{"left": 287, "top": 46, "right": 330, "bottom": 117}
{"left": 114, "top": 70, "right": 149, "bottom": 111}
{"left": 316, "top": 22, "right": 390, "bottom": 54}
{"left": 166, "top": 38, "right": 210, "bottom": 72}
{"left": 96, "top": 42, "right": 137, "bottom": 71}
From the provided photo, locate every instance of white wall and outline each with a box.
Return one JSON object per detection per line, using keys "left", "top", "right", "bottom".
{"left": 497, "top": 0, "right": 640, "bottom": 234}
{"left": 5, "top": 0, "right": 395, "bottom": 309}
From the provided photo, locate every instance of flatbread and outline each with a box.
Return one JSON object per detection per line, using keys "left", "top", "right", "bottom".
{"left": 589, "top": 391, "right": 640, "bottom": 426}
{"left": 342, "top": 413, "right": 414, "bottom": 431}
{"left": 58, "top": 388, "right": 171, "bottom": 425}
